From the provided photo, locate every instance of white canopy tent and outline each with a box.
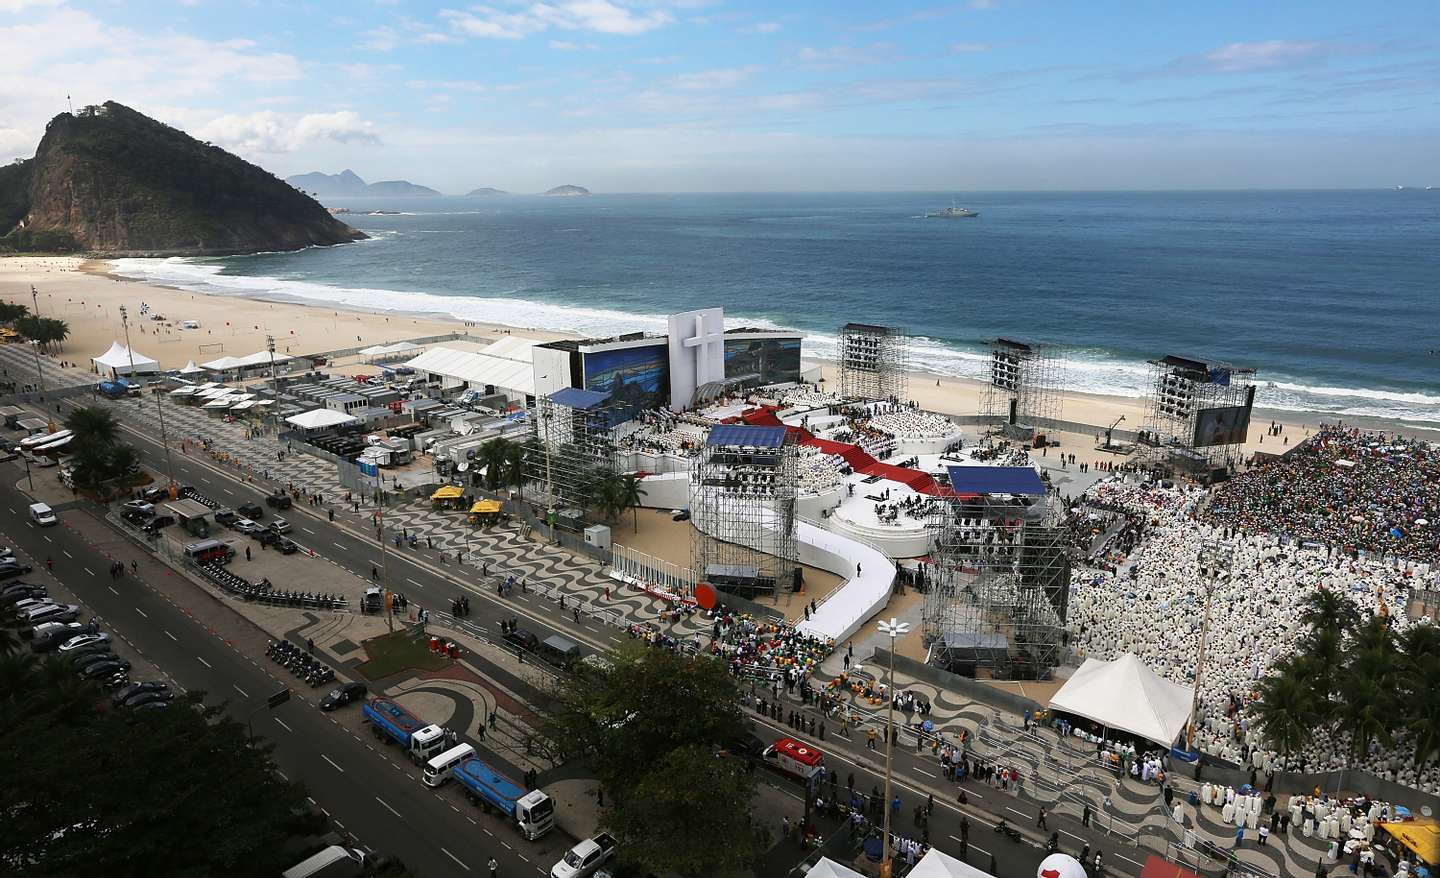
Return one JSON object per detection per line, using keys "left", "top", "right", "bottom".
{"left": 403, "top": 340, "right": 539, "bottom": 401}
{"left": 285, "top": 409, "right": 358, "bottom": 431}
{"left": 200, "top": 355, "right": 245, "bottom": 371}
{"left": 177, "top": 360, "right": 204, "bottom": 375}
{"left": 906, "top": 848, "right": 994, "bottom": 878}
{"left": 92, "top": 341, "right": 161, "bottom": 378}
{"left": 1047, "top": 652, "right": 1193, "bottom": 747}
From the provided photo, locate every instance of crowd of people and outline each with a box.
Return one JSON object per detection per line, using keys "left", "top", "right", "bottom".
{"left": 1202, "top": 427, "right": 1440, "bottom": 566}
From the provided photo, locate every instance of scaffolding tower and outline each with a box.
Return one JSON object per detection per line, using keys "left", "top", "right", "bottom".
{"left": 838, "top": 323, "right": 909, "bottom": 402}
{"left": 979, "top": 338, "right": 1064, "bottom": 436}
{"left": 923, "top": 495, "right": 1070, "bottom": 681}
{"left": 1141, "top": 355, "right": 1257, "bottom": 472}
{"left": 690, "top": 424, "right": 799, "bottom": 598}
{"left": 527, "top": 388, "right": 620, "bottom": 523}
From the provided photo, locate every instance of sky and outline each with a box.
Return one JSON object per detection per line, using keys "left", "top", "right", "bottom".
{"left": 1, "top": 0, "right": 1437, "bottom": 192}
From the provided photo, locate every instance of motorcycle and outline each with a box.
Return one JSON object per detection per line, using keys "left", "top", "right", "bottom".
{"left": 995, "top": 819, "right": 1022, "bottom": 843}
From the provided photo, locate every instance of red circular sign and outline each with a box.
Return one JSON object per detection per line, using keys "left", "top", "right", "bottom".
{"left": 695, "top": 583, "right": 717, "bottom": 610}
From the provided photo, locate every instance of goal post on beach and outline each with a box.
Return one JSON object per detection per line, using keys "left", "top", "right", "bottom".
{"left": 198, "top": 342, "right": 224, "bottom": 354}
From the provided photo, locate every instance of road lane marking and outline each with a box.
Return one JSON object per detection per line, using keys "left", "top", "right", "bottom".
{"left": 233, "top": 684, "right": 250, "bottom": 698}
{"left": 84, "top": 567, "right": 94, "bottom": 576}
{"left": 197, "top": 657, "right": 212, "bottom": 668}
{"left": 274, "top": 717, "right": 292, "bottom": 732}
{"left": 440, "top": 848, "right": 470, "bottom": 871}
{"left": 375, "top": 796, "right": 403, "bottom": 818}
{"left": 108, "top": 586, "right": 119, "bottom": 595}
{"left": 165, "top": 630, "right": 177, "bottom": 640}
{"left": 333, "top": 542, "right": 347, "bottom": 550}
{"left": 63, "top": 550, "right": 73, "bottom": 558}
{"left": 406, "top": 578, "right": 422, "bottom": 587}
{"left": 136, "top": 609, "right": 148, "bottom": 618}
{"left": 301, "top": 526, "right": 316, "bottom": 534}
{"left": 322, "top": 754, "right": 344, "bottom": 772}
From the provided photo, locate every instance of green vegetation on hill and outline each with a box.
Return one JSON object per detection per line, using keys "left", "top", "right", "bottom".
{"left": 0, "top": 102, "right": 363, "bottom": 256}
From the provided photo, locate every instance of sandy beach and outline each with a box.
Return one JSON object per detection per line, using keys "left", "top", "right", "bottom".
{"left": 0, "top": 255, "right": 1399, "bottom": 458}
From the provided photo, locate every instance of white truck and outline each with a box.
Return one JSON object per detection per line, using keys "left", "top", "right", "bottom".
{"left": 550, "top": 833, "right": 618, "bottom": 878}
{"left": 282, "top": 845, "right": 368, "bottom": 878}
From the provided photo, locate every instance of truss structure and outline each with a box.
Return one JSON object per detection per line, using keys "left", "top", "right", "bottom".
{"left": 526, "top": 391, "right": 619, "bottom": 519}
{"left": 923, "top": 496, "right": 1070, "bottom": 681}
{"left": 838, "top": 323, "right": 909, "bottom": 402}
{"left": 1141, "top": 356, "right": 1257, "bottom": 470}
{"left": 979, "top": 338, "right": 1064, "bottom": 434}
{"left": 690, "top": 425, "right": 799, "bottom": 597}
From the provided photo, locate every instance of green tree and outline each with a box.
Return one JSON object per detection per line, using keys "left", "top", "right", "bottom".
{"left": 1299, "top": 588, "right": 1360, "bottom": 634}
{"left": 0, "top": 301, "right": 28, "bottom": 323}
{"left": 60, "top": 405, "right": 139, "bottom": 496}
{"left": 66, "top": 405, "right": 120, "bottom": 448}
{"left": 0, "top": 666, "right": 322, "bottom": 875}
{"left": 502, "top": 439, "right": 528, "bottom": 499}
{"left": 1253, "top": 660, "right": 1316, "bottom": 757}
{"left": 538, "top": 643, "right": 764, "bottom": 874}
{"left": 479, "top": 438, "right": 510, "bottom": 491}
{"left": 614, "top": 472, "right": 646, "bottom": 533}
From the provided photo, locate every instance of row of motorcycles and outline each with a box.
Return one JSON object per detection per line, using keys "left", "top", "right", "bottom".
{"left": 266, "top": 640, "right": 336, "bottom": 688}
{"left": 204, "top": 565, "right": 348, "bottom": 611}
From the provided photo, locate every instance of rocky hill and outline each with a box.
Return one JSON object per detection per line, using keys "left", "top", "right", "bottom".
{"left": 0, "top": 102, "right": 364, "bottom": 256}
{"left": 288, "top": 170, "right": 441, "bottom": 198}
{"left": 543, "top": 184, "right": 591, "bottom": 197}
{"left": 465, "top": 187, "right": 508, "bottom": 196}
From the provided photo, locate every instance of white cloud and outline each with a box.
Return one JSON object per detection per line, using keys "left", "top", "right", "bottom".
{"left": 441, "top": 1, "right": 674, "bottom": 40}
{"left": 950, "top": 42, "right": 990, "bottom": 54}
{"left": 197, "top": 110, "right": 380, "bottom": 154}
{"left": 549, "top": 39, "right": 599, "bottom": 50}
{"left": 797, "top": 43, "right": 897, "bottom": 67}
{"left": 742, "top": 21, "right": 781, "bottom": 34}
{"left": 1202, "top": 40, "right": 1329, "bottom": 73}
{"left": 0, "top": 0, "right": 63, "bottom": 10}
{"left": 666, "top": 66, "right": 761, "bottom": 90}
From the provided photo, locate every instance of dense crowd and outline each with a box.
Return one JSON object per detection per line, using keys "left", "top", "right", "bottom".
{"left": 1202, "top": 427, "right": 1440, "bottom": 566}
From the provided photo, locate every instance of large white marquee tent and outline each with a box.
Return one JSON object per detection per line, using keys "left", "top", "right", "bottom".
{"left": 1047, "top": 652, "right": 1193, "bottom": 747}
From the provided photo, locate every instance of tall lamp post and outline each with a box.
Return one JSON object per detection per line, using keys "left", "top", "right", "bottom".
{"left": 120, "top": 305, "right": 177, "bottom": 491}
{"left": 1186, "top": 541, "right": 1232, "bottom": 751}
{"left": 29, "top": 286, "right": 48, "bottom": 424}
{"left": 877, "top": 616, "right": 911, "bottom": 878}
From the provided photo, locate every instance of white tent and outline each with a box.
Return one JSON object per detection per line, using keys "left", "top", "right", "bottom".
{"left": 177, "top": 360, "right": 204, "bottom": 375}
{"left": 906, "top": 848, "right": 995, "bottom": 878}
{"left": 285, "top": 409, "right": 358, "bottom": 430}
{"left": 92, "top": 341, "right": 161, "bottom": 378}
{"left": 235, "top": 350, "right": 295, "bottom": 367}
{"left": 403, "top": 341, "right": 538, "bottom": 400}
{"left": 803, "top": 859, "right": 865, "bottom": 878}
{"left": 1047, "top": 652, "right": 1192, "bottom": 747}
{"left": 200, "top": 355, "right": 245, "bottom": 371}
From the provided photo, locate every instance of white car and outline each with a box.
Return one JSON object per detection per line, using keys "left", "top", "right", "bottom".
{"left": 58, "top": 633, "right": 111, "bottom": 653}
{"left": 232, "top": 518, "right": 263, "bottom": 535}
{"left": 550, "top": 833, "right": 617, "bottom": 878}
{"left": 268, "top": 518, "right": 292, "bottom": 534}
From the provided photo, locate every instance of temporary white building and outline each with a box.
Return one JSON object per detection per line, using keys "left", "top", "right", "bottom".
{"left": 403, "top": 339, "right": 540, "bottom": 402}
{"left": 200, "top": 355, "right": 245, "bottom": 371}
{"left": 92, "top": 341, "right": 161, "bottom": 378}
{"left": 1047, "top": 652, "right": 1193, "bottom": 747}
{"left": 285, "top": 409, "right": 359, "bottom": 431}
{"left": 200, "top": 350, "right": 294, "bottom": 372}
{"left": 177, "top": 360, "right": 205, "bottom": 375}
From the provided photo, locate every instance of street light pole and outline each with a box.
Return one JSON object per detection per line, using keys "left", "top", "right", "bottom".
{"left": 29, "top": 286, "right": 48, "bottom": 421}
{"left": 1187, "top": 541, "right": 1231, "bottom": 752}
{"left": 120, "top": 305, "right": 177, "bottom": 492}
{"left": 877, "top": 616, "right": 911, "bottom": 878}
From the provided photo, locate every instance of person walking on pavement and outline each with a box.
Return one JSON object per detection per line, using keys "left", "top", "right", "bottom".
{"left": 1083, "top": 802, "right": 1092, "bottom": 826}
{"left": 488, "top": 856, "right": 498, "bottom": 878}
{"left": 1038, "top": 806, "right": 1048, "bottom": 830}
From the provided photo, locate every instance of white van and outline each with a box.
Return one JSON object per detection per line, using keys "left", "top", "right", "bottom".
{"left": 29, "top": 503, "right": 57, "bottom": 527}
{"left": 421, "top": 742, "right": 475, "bottom": 787}
{"left": 181, "top": 320, "right": 200, "bottom": 329}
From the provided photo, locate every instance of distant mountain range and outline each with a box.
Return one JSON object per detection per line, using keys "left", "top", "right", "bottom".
{"left": 544, "top": 185, "right": 591, "bottom": 197}
{"left": 286, "top": 169, "right": 441, "bottom": 198}
{"left": 0, "top": 102, "right": 362, "bottom": 256}
{"left": 465, "top": 187, "right": 508, "bottom": 196}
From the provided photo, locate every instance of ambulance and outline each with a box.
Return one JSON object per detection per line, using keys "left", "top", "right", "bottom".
{"left": 761, "top": 737, "right": 825, "bottom": 782}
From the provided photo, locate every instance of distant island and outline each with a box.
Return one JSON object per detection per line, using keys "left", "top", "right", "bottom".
{"left": 543, "top": 185, "right": 591, "bottom": 197}
{"left": 465, "top": 187, "right": 508, "bottom": 197}
{"left": 0, "top": 102, "right": 363, "bottom": 256}
{"left": 286, "top": 169, "right": 441, "bottom": 198}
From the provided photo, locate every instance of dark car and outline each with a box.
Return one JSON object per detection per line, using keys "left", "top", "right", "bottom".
{"left": 213, "top": 508, "right": 238, "bottom": 525}
{"left": 31, "top": 621, "right": 99, "bottom": 650}
{"left": 0, "top": 561, "right": 35, "bottom": 579}
{"left": 69, "top": 645, "right": 118, "bottom": 665}
{"left": 503, "top": 628, "right": 540, "bottom": 652}
{"left": 273, "top": 537, "right": 299, "bottom": 555}
{"left": 140, "top": 486, "right": 170, "bottom": 502}
{"left": 141, "top": 514, "right": 176, "bottom": 533}
{"left": 265, "top": 492, "right": 292, "bottom": 510}
{"left": 319, "top": 681, "right": 368, "bottom": 711}
{"left": 80, "top": 659, "right": 131, "bottom": 679}
{"left": 74, "top": 650, "right": 122, "bottom": 670}
{"left": 131, "top": 700, "right": 170, "bottom": 712}
{"left": 236, "top": 503, "right": 264, "bottom": 520}
{"left": 113, "top": 681, "right": 169, "bottom": 705}
{"left": 717, "top": 733, "right": 767, "bottom": 761}
{"left": 1, "top": 586, "right": 46, "bottom": 606}
{"left": 123, "top": 690, "right": 174, "bottom": 709}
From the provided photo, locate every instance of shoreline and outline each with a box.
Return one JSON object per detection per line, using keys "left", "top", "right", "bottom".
{"left": 2, "top": 255, "right": 1429, "bottom": 446}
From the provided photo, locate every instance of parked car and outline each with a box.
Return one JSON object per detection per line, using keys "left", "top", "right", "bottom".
{"left": 262, "top": 534, "right": 300, "bottom": 554}
{"left": 73, "top": 649, "right": 121, "bottom": 668}
{"left": 213, "top": 508, "right": 238, "bottom": 525}
{"left": 503, "top": 628, "right": 540, "bottom": 652}
{"left": 236, "top": 503, "right": 264, "bottom": 520}
{"left": 130, "top": 700, "right": 170, "bottom": 712}
{"left": 265, "top": 492, "right": 292, "bottom": 510}
{"left": 141, "top": 515, "right": 176, "bottom": 533}
{"left": 268, "top": 518, "right": 292, "bottom": 535}
{"left": 0, "top": 545, "right": 14, "bottom": 559}
{"left": 0, "top": 446, "right": 18, "bottom": 462}
{"left": 113, "top": 681, "right": 168, "bottom": 705}
{"left": 123, "top": 690, "right": 173, "bottom": 709}
{"left": 121, "top": 500, "right": 155, "bottom": 518}
{"left": 22, "top": 603, "right": 80, "bottom": 625}
{"left": 58, "top": 633, "right": 111, "bottom": 653}
{"left": 232, "top": 518, "right": 264, "bottom": 535}
{"left": 319, "top": 681, "right": 368, "bottom": 711}
{"left": 0, "top": 560, "right": 35, "bottom": 579}
{"left": 550, "top": 833, "right": 618, "bottom": 878}
{"left": 30, "top": 621, "right": 98, "bottom": 649}
{"left": 140, "top": 486, "right": 171, "bottom": 503}
{"left": 80, "top": 659, "right": 132, "bottom": 679}
{"left": 2, "top": 586, "right": 46, "bottom": 606}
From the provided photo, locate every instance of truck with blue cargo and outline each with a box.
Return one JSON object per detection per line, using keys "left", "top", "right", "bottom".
{"left": 451, "top": 757, "right": 555, "bottom": 840}
{"left": 361, "top": 696, "right": 448, "bottom": 764}
{"left": 97, "top": 379, "right": 141, "bottom": 399}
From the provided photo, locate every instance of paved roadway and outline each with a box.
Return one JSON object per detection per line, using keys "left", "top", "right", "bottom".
{"left": 25, "top": 404, "right": 1163, "bottom": 878}
{"left": 0, "top": 473, "right": 560, "bottom": 878}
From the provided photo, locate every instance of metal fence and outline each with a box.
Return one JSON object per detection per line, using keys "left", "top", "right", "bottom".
{"left": 610, "top": 543, "right": 694, "bottom": 596}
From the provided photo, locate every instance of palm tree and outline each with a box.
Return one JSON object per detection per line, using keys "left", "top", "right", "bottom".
{"left": 66, "top": 406, "right": 120, "bottom": 448}
{"left": 0, "top": 301, "right": 28, "bottom": 323}
{"left": 0, "top": 651, "right": 38, "bottom": 699}
{"left": 502, "top": 440, "right": 528, "bottom": 500}
{"left": 1253, "top": 664, "right": 1316, "bottom": 757}
{"left": 1299, "top": 588, "right": 1360, "bottom": 634}
{"left": 40, "top": 317, "right": 69, "bottom": 352}
{"left": 478, "top": 438, "right": 514, "bottom": 491}
{"left": 615, "top": 472, "right": 647, "bottom": 533}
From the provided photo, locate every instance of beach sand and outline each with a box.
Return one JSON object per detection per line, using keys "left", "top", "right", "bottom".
{"left": 0, "top": 256, "right": 1391, "bottom": 456}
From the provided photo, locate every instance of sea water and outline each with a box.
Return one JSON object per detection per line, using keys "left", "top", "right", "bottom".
{"left": 112, "top": 190, "right": 1440, "bottom": 426}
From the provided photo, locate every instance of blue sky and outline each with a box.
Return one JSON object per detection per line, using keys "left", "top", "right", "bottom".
{"left": 2, "top": 0, "right": 1437, "bottom": 191}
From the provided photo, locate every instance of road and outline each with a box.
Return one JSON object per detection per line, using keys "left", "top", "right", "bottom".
{"left": 0, "top": 474, "right": 561, "bottom": 878}
{"left": 41, "top": 402, "right": 1165, "bottom": 878}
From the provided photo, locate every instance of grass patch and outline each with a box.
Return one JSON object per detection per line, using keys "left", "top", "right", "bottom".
{"left": 355, "top": 629, "right": 452, "bottom": 680}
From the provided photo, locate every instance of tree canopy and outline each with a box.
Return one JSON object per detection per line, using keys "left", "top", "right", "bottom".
{"left": 538, "top": 642, "right": 767, "bottom": 875}
{"left": 64, "top": 405, "right": 141, "bottom": 497}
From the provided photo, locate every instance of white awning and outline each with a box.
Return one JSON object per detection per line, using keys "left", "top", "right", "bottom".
{"left": 92, "top": 341, "right": 160, "bottom": 376}
{"left": 1048, "top": 653, "right": 1193, "bottom": 747}
{"left": 200, "top": 355, "right": 245, "bottom": 370}
{"left": 403, "top": 341, "right": 539, "bottom": 397}
{"left": 285, "top": 408, "right": 358, "bottom": 430}
{"left": 177, "top": 360, "right": 204, "bottom": 374}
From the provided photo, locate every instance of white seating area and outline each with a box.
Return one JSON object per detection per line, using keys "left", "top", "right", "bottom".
{"left": 866, "top": 404, "right": 958, "bottom": 439}
{"left": 797, "top": 445, "right": 844, "bottom": 493}
{"left": 1068, "top": 477, "right": 1439, "bottom": 794}
{"left": 774, "top": 386, "right": 841, "bottom": 409}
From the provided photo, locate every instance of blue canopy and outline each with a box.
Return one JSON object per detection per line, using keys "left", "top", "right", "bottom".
{"left": 707, "top": 425, "right": 786, "bottom": 448}
{"left": 548, "top": 387, "right": 612, "bottom": 410}
{"left": 946, "top": 465, "right": 1047, "bottom": 496}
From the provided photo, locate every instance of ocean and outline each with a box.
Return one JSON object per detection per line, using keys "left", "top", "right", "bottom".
{"left": 111, "top": 190, "right": 1440, "bottom": 427}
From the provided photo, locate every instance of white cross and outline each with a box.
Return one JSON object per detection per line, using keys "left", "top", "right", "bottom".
{"left": 682, "top": 313, "right": 725, "bottom": 383}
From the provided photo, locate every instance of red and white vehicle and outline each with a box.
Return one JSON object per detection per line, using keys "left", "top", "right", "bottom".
{"left": 762, "top": 737, "right": 825, "bottom": 782}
